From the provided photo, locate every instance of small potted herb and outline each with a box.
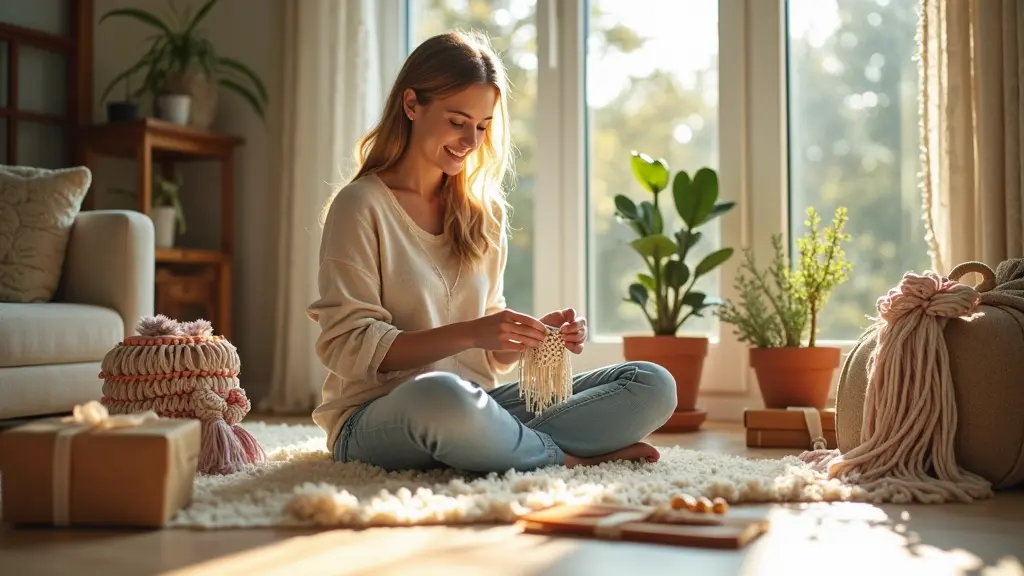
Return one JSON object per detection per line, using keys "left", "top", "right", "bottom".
{"left": 717, "top": 206, "right": 853, "bottom": 408}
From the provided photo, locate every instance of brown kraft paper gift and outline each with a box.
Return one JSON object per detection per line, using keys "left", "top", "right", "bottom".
{"left": 0, "top": 402, "right": 201, "bottom": 527}
{"left": 744, "top": 408, "right": 838, "bottom": 450}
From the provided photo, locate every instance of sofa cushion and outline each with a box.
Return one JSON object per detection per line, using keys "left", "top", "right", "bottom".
{"left": 0, "top": 362, "right": 103, "bottom": 419}
{"left": 0, "top": 302, "right": 122, "bottom": 368}
{"left": 0, "top": 165, "right": 92, "bottom": 303}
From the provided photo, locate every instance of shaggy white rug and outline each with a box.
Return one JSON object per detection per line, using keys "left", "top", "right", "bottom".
{"left": 166, "top": 422, "right": 867, "bottom": 529}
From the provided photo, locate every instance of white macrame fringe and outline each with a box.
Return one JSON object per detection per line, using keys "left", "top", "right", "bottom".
{"left": 518, "top": 328, "right": 573, "bottom": 413}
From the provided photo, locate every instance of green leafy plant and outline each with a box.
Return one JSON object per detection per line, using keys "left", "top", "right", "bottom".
{"left": 111, "top": 173, "right": 188, "bottom": 235}
{"left": 614, "top": 151, "right": 736, "bottom": 336}
{"left": 153, "top": 175, "right": 188, "bottom": 236}
{"left": 99, "top": 0, "right": 269, "bottom": 120}
{"left": 717, "top": 206, "right": 852, "bottom": 348}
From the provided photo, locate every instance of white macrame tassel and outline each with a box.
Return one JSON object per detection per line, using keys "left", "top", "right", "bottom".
{"left": 518, "top": 327, "right": 573, "bottom": 413}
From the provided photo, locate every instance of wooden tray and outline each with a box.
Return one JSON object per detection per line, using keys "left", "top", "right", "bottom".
{"left": 517, "top": 504, "right": 769, "bottom": 549}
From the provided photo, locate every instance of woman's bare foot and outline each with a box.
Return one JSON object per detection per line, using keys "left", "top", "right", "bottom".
{"left": 564, "top": 442, "right": 660, "bottom": 468}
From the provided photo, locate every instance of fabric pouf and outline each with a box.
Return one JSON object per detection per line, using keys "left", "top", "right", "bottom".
{"left": 835, "top": 259, "right": 1024, "bottom": 490}
{"left": 99, "top": 315, "right": 266, "bottom": 475}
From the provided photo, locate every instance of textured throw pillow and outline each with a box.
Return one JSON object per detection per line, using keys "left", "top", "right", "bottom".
{"left": 0, "top": 165, "right": 92, "bottom": 302}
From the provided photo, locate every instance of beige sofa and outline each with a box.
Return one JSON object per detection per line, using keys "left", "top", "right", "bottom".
{"left": 0, "top": 210, "right": 154, "bottom": 420}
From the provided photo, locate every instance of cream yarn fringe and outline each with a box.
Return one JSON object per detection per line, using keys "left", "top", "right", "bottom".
{"left": 801, "top": 271, "right": 994, "bottom": 504}
{"left": 518, "top": 327, "right": 573, "bottom": 413}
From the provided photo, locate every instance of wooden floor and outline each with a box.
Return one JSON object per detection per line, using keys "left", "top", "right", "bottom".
{"left": 2, "top": 418, "right": 1022, "bottom": 576}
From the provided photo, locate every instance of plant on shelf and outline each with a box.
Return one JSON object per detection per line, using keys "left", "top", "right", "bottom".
{"left": 112, "top": 174, "right": 187, "bottom": 249}
{"left": 613, "top": 151, "right": 736, "bottom": 430}
{"left": 98, "top": 0, "right": 269, "bottom": 127}
{"left": 717, "top": 205, "right": 853, "bottom": 409}
{"left": 105, "top": 74, "right": 141, "bottom": 123}
{"left": 154, "top": 174, "right": 188, "bottom": 238}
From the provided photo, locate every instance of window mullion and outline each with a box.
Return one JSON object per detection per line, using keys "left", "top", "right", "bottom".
{"left": 558, "top": 0, "right": 587, "bottom": 317}
{"left": 748, "top": 0, "right": 789, "bottom": 270}
{"left": 532, "top": 0, "right": 568, "bottom": 317}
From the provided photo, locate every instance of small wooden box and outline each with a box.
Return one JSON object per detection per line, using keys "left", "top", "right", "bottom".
{"left": 743, "top": 408, "right": 837, "bottom": 450}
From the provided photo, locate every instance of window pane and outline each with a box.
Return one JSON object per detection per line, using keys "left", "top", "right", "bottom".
{"left": 586, "top": 1, "right": 720, "bottom": 337}
{"left": 17, "top": 121, "right": 67, "bottom": 168}
{"left": 0, "top": 0, "right": 69, "bottom": 36}
{"left": 787, "top": 0, "right": 927, "bottom": 341}
{"left": 0, "top": 118, "right": 7, "bottom": 163}
{"left": 19, "top": 46, "right": 68, "bottom": 116}
{"left": 409, "top": 0, "right": 537, "bottom": 316}
{"left": 0, "top": 42, "right": 7, "bottom": 108}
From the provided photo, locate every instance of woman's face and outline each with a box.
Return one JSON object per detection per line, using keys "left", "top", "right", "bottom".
{"left": 404, "top": 83, "right": 496, "bottom": 176}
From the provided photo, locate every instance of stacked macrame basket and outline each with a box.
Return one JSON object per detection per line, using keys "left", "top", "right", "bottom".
{"left": 98, "top": 315, "right": 266, "bottom": 475}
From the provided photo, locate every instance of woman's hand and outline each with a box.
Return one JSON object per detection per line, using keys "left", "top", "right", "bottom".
{"left": 540, "top": 308, "right": 587, "bottom": 354}
{"left": 466, "top": 309, "right": 548, "bottom": 351}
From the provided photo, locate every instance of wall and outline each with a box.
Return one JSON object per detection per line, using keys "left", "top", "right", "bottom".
{"left": 93, "top": 0, "right": 282, "bottom": 405}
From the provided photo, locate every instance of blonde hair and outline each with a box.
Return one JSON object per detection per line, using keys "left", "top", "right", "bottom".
{"left": 324, "top": 30, "right": 513, "bottom": 266}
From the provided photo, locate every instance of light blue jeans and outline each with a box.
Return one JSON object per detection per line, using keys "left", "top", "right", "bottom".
{"left": 332, "top": 361, "right": 677, "bottom": 472}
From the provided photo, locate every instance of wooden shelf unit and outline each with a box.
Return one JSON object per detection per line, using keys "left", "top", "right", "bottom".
{"left": 78, "top": 118, "right": 245, "bottom": 339}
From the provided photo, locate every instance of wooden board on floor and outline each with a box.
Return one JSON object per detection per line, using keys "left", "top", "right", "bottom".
{"left": 517, "top": 504, "right": 769, "bottom": 550}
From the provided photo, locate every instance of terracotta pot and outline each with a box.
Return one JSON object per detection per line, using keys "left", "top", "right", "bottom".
{"left": 749, "top": 346, "right": 841, "bottom": 409}
{"left": 622, "top": 335, "right": 708, "bottom": 412}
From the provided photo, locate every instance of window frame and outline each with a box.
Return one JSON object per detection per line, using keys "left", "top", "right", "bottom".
{"left": 405, "top": 0, "right": 863, "bottom": 419}
{"left": 0, "top": 0, "right": 93, "bottom": 168}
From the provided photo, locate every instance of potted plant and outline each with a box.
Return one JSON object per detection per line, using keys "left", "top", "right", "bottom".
{"left": 156, "top": 90, "right": 192, "bottom": 125}
{"left": 106, "top": 75, "right": 140, "bottom": 123}
{"left": 111, "top": 174, "right": 187, "bottom": 249}
{"left": 716, "top": 206, "right": 853, "bottom": 409}
{"left": 98, "top": 0, "right": 269, "bottom": 127}
{"left": 614, "top": 151, "right": 736, "bottom": 429}
{"left": 151, "top": 174, "right": 187, "bottom": 248}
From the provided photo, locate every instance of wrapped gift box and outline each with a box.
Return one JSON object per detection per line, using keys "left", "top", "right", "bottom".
{"left": 743, "top": 408, "right": 837, "bottom": 450}
{"left": 0, "top": 406, "right": 201, "bottom": 527}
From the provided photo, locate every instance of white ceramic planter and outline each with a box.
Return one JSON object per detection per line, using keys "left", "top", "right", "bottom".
{"left": 157, "top": 94, "right": 192, "bottom": 125}
{"left": 151, "top": 206, "right": 177, "bottom": 248}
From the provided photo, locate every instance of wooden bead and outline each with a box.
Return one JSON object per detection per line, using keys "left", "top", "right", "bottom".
{"left": 712, "top": 497, "right": 729, "bottom": 514}
{"left": 671, "top": 494, "right": 697, "bottom": 511}
{"left": 694, "top": 497, "right": 713, "bottom": 513}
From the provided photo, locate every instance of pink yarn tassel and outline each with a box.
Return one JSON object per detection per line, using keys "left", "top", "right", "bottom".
{"left": 198, "top": 419, "right": 263, "bottom": 475}
{"left": 198, "top": 419, "right": 243, "bottom": 475}
{"left": 231, "top": 423, "right": 266, "bottom": 465}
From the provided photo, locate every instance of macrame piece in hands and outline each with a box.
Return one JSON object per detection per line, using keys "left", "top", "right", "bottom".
{"left": 98, "top": 315, "right": 267, "bottom": 475}
{"left": 799, "top": 268, "right": 993, "bottom": 503}
{"left": 518, "top": 326, "right": 573, "bottom": 414}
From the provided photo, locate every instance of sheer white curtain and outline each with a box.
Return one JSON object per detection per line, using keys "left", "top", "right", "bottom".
{"left": 920, "top": 0, "right": 1024, "bottom": 275}
{"left": 262, "top": 0, "right": 405, "bottom": 413}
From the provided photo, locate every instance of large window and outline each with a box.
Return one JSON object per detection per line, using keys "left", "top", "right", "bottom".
{"left": 410, "top": 0, "right": 538, "bottom": 316}
{"left": 786, "top": 0, "right": 928, "bottom": 342}
{"left": 401, "top": 0, "right": 929, "bottom": 400}
{"left": 586, "top": 1, "right": 720, "bottom": 338}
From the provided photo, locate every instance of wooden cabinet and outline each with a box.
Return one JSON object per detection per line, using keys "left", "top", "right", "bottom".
{"left": 78, "top": 118, "right": 244, "bottom": 339}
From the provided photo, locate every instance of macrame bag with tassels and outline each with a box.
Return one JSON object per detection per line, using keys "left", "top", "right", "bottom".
{"left": 834, "top": 259, "right": 1024, "bottom": 492}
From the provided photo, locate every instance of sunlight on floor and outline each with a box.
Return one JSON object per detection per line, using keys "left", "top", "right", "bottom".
{"left": 739, "top": 503, "right": 1024, "bottom": 576}
{"left": 157, "top": 499, "right": 1024, "bottom": 576}
{"left": 161, "top": 525, "right": 579, "bottom": 576}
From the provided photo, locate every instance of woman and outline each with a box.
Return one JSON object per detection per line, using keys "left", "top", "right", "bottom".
{"left": 309, "top": 30, "right": 677, "bottom": 473}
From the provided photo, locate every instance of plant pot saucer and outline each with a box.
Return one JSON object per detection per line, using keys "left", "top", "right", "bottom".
{"left": 655, "top": 409, "right": 707, "bottom": 433}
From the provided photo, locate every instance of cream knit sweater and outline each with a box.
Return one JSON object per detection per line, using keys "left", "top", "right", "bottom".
{"left": 307, "top": 173, "right": 516, "bottom": 450}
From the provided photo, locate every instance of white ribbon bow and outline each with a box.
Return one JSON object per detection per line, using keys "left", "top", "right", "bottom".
{"left": 787, "top": 406, "right": 828, "bottom": 451}
{"left": 52, "top": 401, "right": 159, "bottom": 526}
